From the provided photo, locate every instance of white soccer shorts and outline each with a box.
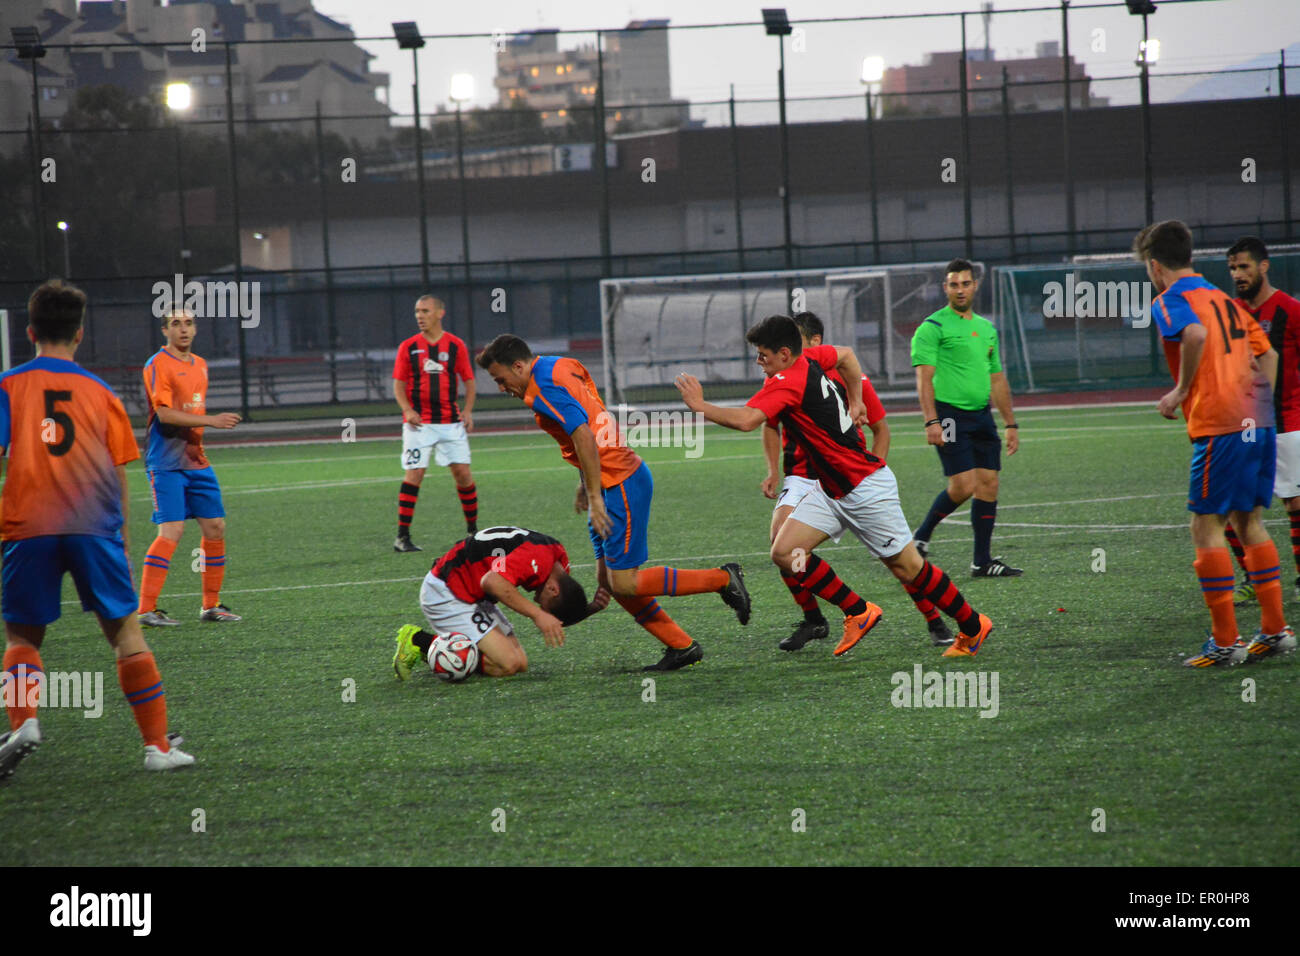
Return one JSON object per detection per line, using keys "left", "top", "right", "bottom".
{"left": 401, "top": 422, "right": 471, "bottom": 470}
{"left": 1276, "top": 430, "right": 1300, "bottom": 500}
{"left": 788, "top": 465, "right": 912, "bottom": 559}
{"left": 773, "top": 474, "right": 820, "bottom": 515}
{"left": 418, "top": 572, "right": 513, "bottom": 646}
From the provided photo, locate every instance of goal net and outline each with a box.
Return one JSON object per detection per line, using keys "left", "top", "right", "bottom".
{"left": 599, "top": 261, "right": 986, "bottom": 406}
{"left": 991, "top": 245, "right": 1300, "bottom": 392}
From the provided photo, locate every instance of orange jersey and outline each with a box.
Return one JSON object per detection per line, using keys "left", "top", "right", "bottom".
{"left": 142, "top": 348, "right": 209, "bottom": 470}
{"left": 1154, "top": 275, "right": 1273, "bottom": 439}
{"left": 0, "top": 356, "right": 140, "bottom": 540}
{"left": 523, "top": 356, "right": 643, "bottom": 488}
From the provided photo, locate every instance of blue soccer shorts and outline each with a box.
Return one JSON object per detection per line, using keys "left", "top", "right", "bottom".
{"left": 588, "top": 460, "right": 653, "bottom": 571}
{"left": 1188, "top": 427, "right": 1276, "bottom": 515}
{"left": 148, "top": 466, "right": 226, "bottom": 524}
{"left": 2, "top": 534, "right": 138, "bottom": 626}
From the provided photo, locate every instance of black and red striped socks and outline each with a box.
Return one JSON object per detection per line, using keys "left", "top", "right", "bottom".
{"left": 910, "top": 559, "right": 981, "bottom": 637}
{"left": 457, "top": 482, "right": 478, "bottom": 532}
{"left": 398, "top": 481, "right": 420, "bottom": 536}
{"left": 792, "top": 554, "right": 867, "bottom": 616}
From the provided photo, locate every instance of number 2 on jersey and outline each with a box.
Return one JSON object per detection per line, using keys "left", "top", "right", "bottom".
{"left": 819, "top": 376, "right": 853, "bottom": 434}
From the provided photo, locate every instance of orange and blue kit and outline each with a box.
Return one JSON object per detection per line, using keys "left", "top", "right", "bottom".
{"left": 0, "top": 356, "right": 140, "bottom": 625}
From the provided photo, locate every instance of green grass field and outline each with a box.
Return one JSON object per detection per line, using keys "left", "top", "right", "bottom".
{"left": 3, "top": 404, "right": 1297, "bottom": 866}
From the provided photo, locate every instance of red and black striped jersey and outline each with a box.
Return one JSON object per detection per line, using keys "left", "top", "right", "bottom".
{"left": 748, "top": 345, "right": 884, "bottom": 498}
{"left": 781, "top": 370, "right": 886, "bottom": 477}
{"left": 393, "top": 331, "right": 473, "bottom": 424}
{"left": 1237, "top": 289, "right": 1300, "bottom": 434}
{"left": 432, "top": 526, "right": 569, "bottom": 605}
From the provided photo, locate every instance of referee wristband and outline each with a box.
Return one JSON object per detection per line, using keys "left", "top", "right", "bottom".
{"left": 1006, "top": 424, "right": 1019, "bottom": 429}
{"left": 924, "top": 418, "right": 942, "bottom": 427}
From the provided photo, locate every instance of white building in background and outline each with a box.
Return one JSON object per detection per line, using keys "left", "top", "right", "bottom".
{"left": 0, "top": 0, "right": 391, "bottom": 152}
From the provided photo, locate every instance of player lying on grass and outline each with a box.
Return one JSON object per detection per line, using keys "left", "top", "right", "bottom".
{"left": 761, "top": 312, "right": 953, "bottom": 651}
{"left": 676, "top": 314, "right": 993, "bottom": 659}
{"left": 392, "top": 525, "right": 611, "bottom": 679}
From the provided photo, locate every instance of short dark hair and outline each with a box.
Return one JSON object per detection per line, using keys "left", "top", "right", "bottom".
{"left": 1133, "top": 220, "right": 1193, "bottom": 269}
{"left": 745, "top": 314, "right": 802, "bottom": 355}
{"left": 792, "top": 311, "right": 824, "bottom": 342}
{"left": 477, "top": 333, "right": 533, "bottom": 370}
{"left": 548, "top": 572, "right": 590, "bottom": 626}
{"left": 1227, "top": 236, "right": 1269, "bottom": 263}
{"left": 28, "top": 279, "right": 87, "bottom": 344}
{"left": 945, "top": 258, "right": 977, "bottom": 279}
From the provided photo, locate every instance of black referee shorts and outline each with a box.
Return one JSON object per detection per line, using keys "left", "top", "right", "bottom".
{"left": 934, "top": 400, "right": 1001, "bottom": 476}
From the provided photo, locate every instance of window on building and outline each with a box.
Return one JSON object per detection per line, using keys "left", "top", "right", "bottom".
{"left": 41, "top": 87, "right": 58, "bottom": 100}
{"left": 558, "top": 108, "right": 567, "bottom": 117}
{"left": 555, "top": 65, "right": 564, "bottom": 75}
{"left": 207, "top": 75, "right": 221, "bottom": 86}
{"left": 530, "top": 67, "right": 539, "bottom": 77}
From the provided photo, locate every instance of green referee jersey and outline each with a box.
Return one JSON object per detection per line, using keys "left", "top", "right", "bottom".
{"left": 910, "top": 305, "right": 1002, "bottom": 410}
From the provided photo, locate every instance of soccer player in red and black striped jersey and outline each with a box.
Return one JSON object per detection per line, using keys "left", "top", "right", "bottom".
{"left": 391, "top": 526, "right": 610, "bottom": 679}
{"left": 1226, "top": 237, "right": 1300, "bottom": 602}
{"left": 761, "top": 312, "right": 954, "bottom": 651}
{"left": 392, "top": 296, "right": 478, "bottom": 552}
{"left": 678, "top": 314, "right": 993, "bottom": 659}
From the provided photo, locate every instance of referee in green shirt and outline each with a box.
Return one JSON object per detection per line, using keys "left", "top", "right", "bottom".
{"left": 910, "top": 259, "right": 1022, "bottom": 577}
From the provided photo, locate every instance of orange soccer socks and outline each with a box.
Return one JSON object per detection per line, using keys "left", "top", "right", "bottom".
{"left": 634, "top": 566, "right": 728, "bottom": 597}
{"left": 2, "top": 645, "right": 44, "bottom": 730}
{"left": 1195, "top": 548, "right": 1240, "bottom": 647}
{"left": 1242, "top": 540, "right": 1286, "bottom": 636}
{"left": 117, "top": 652, "right": 169, "bottom": 751}
{"left": 616, "top": 595, "right": 692, "bottom": 649}
{"left": 200, "top": 537, "right": 226, "bottom": 610}
{"left": 138, "top": 536, "right": 178, "bottom": 614}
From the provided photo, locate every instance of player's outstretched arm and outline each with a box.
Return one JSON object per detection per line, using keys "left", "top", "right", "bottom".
{"left": 674, "top": 373, "right": 767, "bottom": 431}
{"left": 481, "top": 571, "right": 565, "bottom": 647}
{"left": 155, "top": 406, "right": 240, "bottom": 429}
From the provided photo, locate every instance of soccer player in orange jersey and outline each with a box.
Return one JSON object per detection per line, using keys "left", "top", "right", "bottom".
{"left": 136, "top": 308, "right": 242, "bottom": 626}
{"left": 0, "top": 281, "right": 194, "bottom": 778}
{"left": 1137, "top": 221, "right": 1295, "bottom": 666}
{"left": 1223, "top": 237, "right": 1300, "bottom": 604}
{"left": 477, "top": 334, "right": 751, "bottom": 671}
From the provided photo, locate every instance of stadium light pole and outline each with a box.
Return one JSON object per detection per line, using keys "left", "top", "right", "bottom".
{"left": 165, "top": 81, "right": 192, "bottom": 274}
{"left": 222, "top": 40, "right": 250, "bottom": 422}
{"left": 1128, "top": 0, "right": 1158, "bottom": 224}
{"left": 861, "top": 56, "right": 884, "bottom": 264}
{"left": 450, "top": 72, "right": 475, "bottom": 340}
{"left": 56, "top": 220, "right": 69, "bottom": 278}
{"left": 394, "top": 22, "right": 430, "bottom": 290}
{"left": 13, "top": 26, "right": 48, "bottom": 277}
{"left": 762, "top": 9, "right": 794, "bottom": 271}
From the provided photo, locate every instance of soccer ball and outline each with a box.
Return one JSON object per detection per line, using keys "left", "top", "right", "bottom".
{"left": 428, "top": 633, "right": 479, "bottom": 682}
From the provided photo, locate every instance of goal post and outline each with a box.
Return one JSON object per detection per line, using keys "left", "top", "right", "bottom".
{"left": 599, "top": 260, "right": 985, "bottom": 406}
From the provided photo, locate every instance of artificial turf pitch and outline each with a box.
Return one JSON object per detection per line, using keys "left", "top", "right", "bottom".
{"left": 2, "top": 404, "right": 1296, "bottom": 865}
